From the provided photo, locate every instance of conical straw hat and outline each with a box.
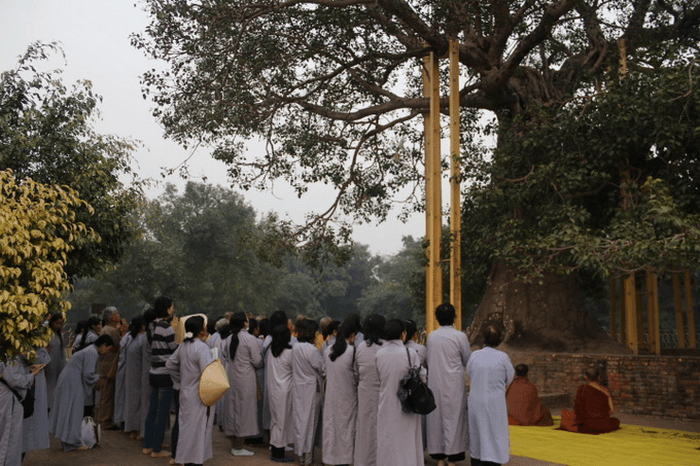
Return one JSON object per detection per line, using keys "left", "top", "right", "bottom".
{"left": 199, "top": 359, "right": 230, "bottom": 406}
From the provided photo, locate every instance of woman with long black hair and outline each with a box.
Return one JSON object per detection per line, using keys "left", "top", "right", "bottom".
{"left": 322, "top": 320, "right": 358, "bottom": 466}
{"left": 266, "top": 324, "right": 294, "bottom": 462}
{"left": 353, "top": 314, "right": 386, "bottom": 466}
{"left": 221, "top": 312, "right": 262, "bottom": 457}
{"left": 292, "top": 319, "right": 324, "bottom": 466}
{"left": 74, "top": 316, "right": 102, "bottom": 353}
{"left": 166, "top": 315, "right": 215, "bottom": 466}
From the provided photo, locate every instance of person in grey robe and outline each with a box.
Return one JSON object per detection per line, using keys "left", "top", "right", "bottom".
{"left": 266, "top": 324, "right": 294, "bottom": 462}
{"left": 467, "top": 324, "right": 515, "bottom": 466}
{"left": 352, "top": 314, "right": 385, "bottom": 466}
{"left": 22, "top": 348, "right": 51, "bottom": 454}
{"left": 74, "top": 317, "right": 101, "bottom": 352}
{"left": 113, "top": 331, "right": 131, "bottom": 427}
{"left": 404, "top": 319, "right": 428, "bottom": 449}
{"left": 166, "top": 316, "right": 215, "bottom": 466}
{"left": 261, "top": 310, "right": 291, "bottom": 434}
{"left": 45, "top": 313, "right": 66, "bottom": 412}
{"left": 1, "top": 357, "right": 35, "bottom": 465}
{"left": 376, "top": 319, "right": 425, "bottom": 466}
{"left": 123, "top": 318, "right": 145, "bottom": 436}
{"left": 322, "top": 321, "right": 358, "bottom": 466}
{"left": 404, "top": 319, "right": 427, "bottom": 367}
{"left": 221, "top": 312, "right": 262, "bottom": 456}
{"left": 140, "top": 308, "right": 156, "bottom": 439}
{"left": 292, "top": 319, "right": 324, "bottom": 466}
{"left": 426, "top": 303, "right": 472, "bottom": 466}
{"left": 49, "top": 334, "right": 115, "bottom": 451}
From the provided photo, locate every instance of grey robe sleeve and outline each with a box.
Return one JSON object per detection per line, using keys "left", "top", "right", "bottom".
{"left": 166, "top": 346, "right": 182, "bottom": 387}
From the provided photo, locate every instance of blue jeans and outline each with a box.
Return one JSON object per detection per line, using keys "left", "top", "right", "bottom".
{"left": 143, "top": 385, "right": 173, "bottom": 452}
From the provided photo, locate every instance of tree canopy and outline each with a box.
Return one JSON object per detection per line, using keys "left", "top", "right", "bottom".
{"left": 133, "top": 1, "right": 699, "bottom": 242}
{"left": 0, "top": 42, "right": 142, "bottom": 279}
{"left": 0, "top": 169, "right": 96, "bottom": 360}
{"left": 69, "top": 182, "right": 424, "bottom": 322}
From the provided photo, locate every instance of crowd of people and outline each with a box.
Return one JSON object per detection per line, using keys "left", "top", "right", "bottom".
{"left": 0, "top": 299, "right": 621, "bottom": 466}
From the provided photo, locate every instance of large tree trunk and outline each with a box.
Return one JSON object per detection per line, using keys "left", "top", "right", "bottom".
{"left": 468, "top": 261, "right": 630, "bottom": 354}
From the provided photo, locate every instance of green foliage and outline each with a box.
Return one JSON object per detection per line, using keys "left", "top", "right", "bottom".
{"left": 357, "top": 236, "right": 425, "bottom": 324}
{"left": 69, "top": 182, "right": 425, "bottom": 324}
{"left": 69, "top": 182, "right": 283, "bottom": 317}
{"left": 0, "top": 42, "right": 142, "bottom": 279}
{"left": 0, "top": 169, "right": 97, "bottom": 359}
{"left": 462, "top": 62, "right": 700, "bottom": 283}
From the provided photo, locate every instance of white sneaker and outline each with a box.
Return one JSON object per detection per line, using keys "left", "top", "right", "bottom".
{"left": 231, "top": 448, "right": 255, "bottom": 457}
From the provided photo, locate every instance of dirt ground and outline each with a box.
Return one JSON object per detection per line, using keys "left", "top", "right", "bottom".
{"left": 22, "top": 409, "right": 700, "bottom": 466}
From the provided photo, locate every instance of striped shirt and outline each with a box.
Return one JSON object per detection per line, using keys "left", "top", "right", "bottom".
{"left": 149, "top": 318, "right": 178, "bottom": 386}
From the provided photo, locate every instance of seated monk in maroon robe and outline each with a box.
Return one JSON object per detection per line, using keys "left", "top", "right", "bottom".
{"left": 561, "top": 366, "right": 620, "bottom": 434}
{"left": 507, "top": 364, "right": 553, "bottom": 426}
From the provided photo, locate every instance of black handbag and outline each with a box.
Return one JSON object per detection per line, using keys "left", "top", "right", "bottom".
{"left": 397, "top": 348, "right": 436, "bottom": 415}
{"left": 0, "top": 377, "right": 35, "bottom": 418}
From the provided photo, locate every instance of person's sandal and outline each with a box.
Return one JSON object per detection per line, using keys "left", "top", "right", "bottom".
{"left": 150, "top": 451, "right": 171, "bottom": 458}
{"left": 142, "top": 448, "right": 153, "bottom": 455}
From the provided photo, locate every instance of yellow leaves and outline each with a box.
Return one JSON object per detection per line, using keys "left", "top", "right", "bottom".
{"left": 0, "top": 169, "right": 87, "bottom": 359}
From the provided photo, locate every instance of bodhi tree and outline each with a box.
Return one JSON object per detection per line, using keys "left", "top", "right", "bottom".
{"left": 0, "top": 169, "right": 97, "bottom": 360}
{"left": 0, "top": 42, "right": 142, "bottom": 279}
{"left": 134, "top": 1, "right": 700, "bottom": 350}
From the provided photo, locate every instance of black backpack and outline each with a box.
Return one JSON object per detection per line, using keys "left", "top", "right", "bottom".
{"left": 397, "top": 348, "right": 436, "bottom": 415}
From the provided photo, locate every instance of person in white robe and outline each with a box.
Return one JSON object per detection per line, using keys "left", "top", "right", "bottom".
{"left": 266, "top": 324, "right": 295, "bottom": 463}
{"left": 261, "top": 310, "right": 291, "bottom": 434}
{"left": 45, "top": 313, "right": 66, "bottom": 412}
{"left": 467, "top": 324, "right": 515, "bottom": 466}
{"left": 74, "top": 317, "right": 101, "bottom": 352}
{"left": 292, "top": 319, "right": 324, "bottom": 466}
{"left": 404, "top": 319, "right": 427, "bottom": 367}
{"left": 49, "top": 335, "right": 115, "bottom": 451}
{"left": 122, "top": 316, "right": 145, "bottom": 436}
{"left": 353, "top": 314, "right": 386, "bottom": 466}
{"left": 22, "top": 348, "right": 51, "bottom": 454}
{"left": 221, "top": 312, "right": 262, "bottom": 456}
{"left": 322, "top": 321, "right": 358, "bottom": 466}
{"left": 1, "top": 357, "right": 35, "bottom": 465}
{"left": 166, "top": 316, "right": 215, "bottom": 466}
{"left": 376, "top": 319, "right": 425, "bottom": 466}
{"left": 426, "top": 303, "right": 472, "bottom": 466}
{"left": 404, "top": 319, "right": 428, "bottom": 449}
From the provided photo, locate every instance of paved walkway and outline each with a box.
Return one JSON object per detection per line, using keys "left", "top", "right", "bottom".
{"left": 23, "top": 409, "right": 700, "bottom": 466}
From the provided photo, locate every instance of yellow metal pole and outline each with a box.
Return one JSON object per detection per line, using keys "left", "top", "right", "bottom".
{"left": 685, "top": 269, "right": 696, "bottom": 349}
{"left": 422, "top": 57, "right": 435, "bottom": 333}
{"left": 448, "top": 38, "right": 462, "bottom": 331}
{"left": 624, "top": 273, "right": 638, "bottom": 354}
{"left": 673, "top": 272, "right": 686, "bottom": 348}
{"left": 610, "top": 277, "right": 617, "bottom": 339}
{"left": 646, "top": 271, "right": 660, "bottom": 355}
{"left": 636, "top": 282, "right": 645, "bottom": 352}
{"left": 423, "top": 52, "right": 442, "bottom": 334}
{"left": 619, "top": 278, "right": 626, "bottom": 343}
{"left": 429, "top": 51, "right": 443, "bottom": 333}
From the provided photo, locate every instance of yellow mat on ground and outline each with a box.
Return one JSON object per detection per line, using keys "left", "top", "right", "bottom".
{"left": 510, "top": 417, "right": 700, "bottom": 466}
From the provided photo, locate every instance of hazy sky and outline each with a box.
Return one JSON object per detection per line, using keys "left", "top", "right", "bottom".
{"left": 0, "top": 0, "right": 426, "bottom": 255}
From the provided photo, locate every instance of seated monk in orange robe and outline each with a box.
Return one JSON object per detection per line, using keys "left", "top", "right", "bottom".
{"left": 561, "top": 366, "right": 620, "bottom": 434}
{"left": 507, "top": 364, "right": 553, "bottom": 426}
